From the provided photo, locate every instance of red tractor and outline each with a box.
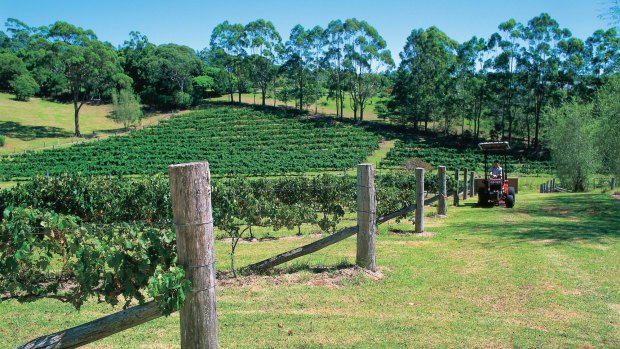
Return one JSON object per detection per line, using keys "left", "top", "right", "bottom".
{"left": 476, "top": 142, "right": 516, "bottom": 208}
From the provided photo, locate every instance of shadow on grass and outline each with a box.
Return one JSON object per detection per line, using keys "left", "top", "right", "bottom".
{"left": 238, "top": 259, "right": 355, "bottom": 277}
{"left": 458, "top": 193, "right": 619, "bottom": 244}
{"left": 0, "top": 121, "right": 72, "bottom": 140}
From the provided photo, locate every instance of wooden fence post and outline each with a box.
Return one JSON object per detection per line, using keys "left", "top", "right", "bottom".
{"left": 540, "top": 183, "right": 544, "bottom": 193}
{"left": 463, "top": 168, "right": 468, "bottom": 200}
{"left": 438, "top": 166, "right": 447, "bottom": 216}
{"left": 169, "top": 162, "right": 218, "bottom": 349}
{"left": 454, "top": 169, "right": 460, "bottom": 206}
{"left": 415, "top": 167, "right": 425, "bottom": 233}
{"left": 356, "top": 164, "right": 376, "bottom": 272}
{"left": 470, "top": 172, "right": 475, "bottom": 197}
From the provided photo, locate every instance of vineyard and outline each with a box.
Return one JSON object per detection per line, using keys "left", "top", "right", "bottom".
{"left": 0, "top": 172, "right": 456, "bottom": 315}
{"left": 0, "top": 105, "right": 382, "bottom": 179}
{"left": 381, "top": 138, "right": 554, "bottom": 174}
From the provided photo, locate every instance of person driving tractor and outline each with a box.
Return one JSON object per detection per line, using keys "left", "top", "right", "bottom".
{"left": 489, "top": 160, "right": 503, "bottom": 179}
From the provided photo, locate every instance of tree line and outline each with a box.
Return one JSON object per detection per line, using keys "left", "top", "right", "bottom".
{"left": 0, "top": 15, "right": 618, "bottom": 149}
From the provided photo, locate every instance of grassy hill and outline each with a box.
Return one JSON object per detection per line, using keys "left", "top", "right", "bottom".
{"left": 0, "top": 93, "right": 119, "bottom": 154}
{"left": 0, "top": 93, "right": 175, "bottom": 155}
{"left": 0, "top": 101, "right": 559, "bottom": 180}
{"left": 0, "top": 104, "right": 383, "bottom": 179}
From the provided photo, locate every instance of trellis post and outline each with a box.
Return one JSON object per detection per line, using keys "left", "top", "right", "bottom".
{"left": 463, "top": 168, "right": 468, "bottom": 200}
{"left": 169, "top": 162, "right": 219, "bottom": 349}
{"left": 438, "top": 166, "right": 447, "bottom": 216}
{"left": 454, "top": 168, "right": 460, "bottom": 206}
{"left": 470, "top": 172, "right": 475, "bottom": 197}
{"left": 415, "top": 167, "right": 425, "bottom": 233}
{"left": 356, "top": 164, "right": 376, "bottom": 272}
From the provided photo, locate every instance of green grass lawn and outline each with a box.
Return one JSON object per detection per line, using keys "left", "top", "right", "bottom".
{"left": 2, "top": 183, "right": 619, "bottom": 348}
{"left": 0, "top": 93, "right": 178, "bottom": 155}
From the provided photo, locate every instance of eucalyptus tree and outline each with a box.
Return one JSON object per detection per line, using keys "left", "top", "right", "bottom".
{"left": 143, "top": 44, "right": 203, "bottom": 108}
{"left": 209, "top": 21, "right": 247, "bottom": 103}
{"left": 388, "top": 26, "right": 457, "bottom": 130}
{"left": 306, "top": 25, "right": 326, "bottom": 114}
{"left": 46, "top": 21, "right": 129, "bottom": 136}
{"left": 245, "top": 19, "right": 282, "bottom": 106}
{"left": 282, "top": 24, "right": 315, "bottom": 110}
{"left": 585, "top": 28, "right": 620, "bottom": 77}
{"left": 488, "top": 19, "right": 523, "bottom": 142}
{"left": 520, "top": 13, "right": 571, "bottom": 149}
{"left": 119, "top": 31, "right": 155, "bottom": 96}
{"left": 0, "top": 51, "right": 27, "bottom": 90}
{"left": 457, "top": 36, "right": 490, "bottom": 140}
{"left": 342, "top": 19, "right": 394, "bottom": 121}
{"left": 0, "top": 31, "right": 10, "bottom": 49}
{"left": 324, "top": 20, "right": 346, "bottom": 118}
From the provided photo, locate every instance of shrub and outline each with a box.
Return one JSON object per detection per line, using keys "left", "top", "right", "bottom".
{"left": 111, "top": 88, "right": 143, "bottom": 130}
{"left": 546, "top": 102, "right": 600, "bottom": 192}
{"left": 0, "top": 135, "right": 5, "bottom": 147}
{"left": 10, "top": 74, "right": 39, "bottom": 101}
{"left": 174, "top": 91, "right": 193, "bottom": 109}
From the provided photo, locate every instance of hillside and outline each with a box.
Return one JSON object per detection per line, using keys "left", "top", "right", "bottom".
{"left": 0, "top": 105, "right": 383, "bottom": 178}
{"left": 0, "top": 103, "right": 558, "bottom": 180}
{"left": 0, "top": 93, "right": 176, "bottom": 155}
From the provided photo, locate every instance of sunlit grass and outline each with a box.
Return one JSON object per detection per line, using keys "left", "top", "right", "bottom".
{"left": 2, "top": 190, "right": 619, "bottom": 348}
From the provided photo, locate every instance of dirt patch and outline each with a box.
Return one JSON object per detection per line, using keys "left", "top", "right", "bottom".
{"left": 217, "top": 267, "right": 384, "bottom": 289}
{"left": 390, "top": 229, "right": 436, "bottom": 237}
{"left": 612, "top": 193, "right": 620, "bottom": 200}
{"left": 528, "top": 239, "right": 559, "bottom": 245}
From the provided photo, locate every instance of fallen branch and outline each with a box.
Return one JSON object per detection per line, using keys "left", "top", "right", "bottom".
{"left": 16, "top": 302, "right": 162, "bottom": 349}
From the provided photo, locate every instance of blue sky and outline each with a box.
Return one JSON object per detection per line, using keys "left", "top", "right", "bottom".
{"left": 0, "top": 0, "right": 613, "bottom": 63}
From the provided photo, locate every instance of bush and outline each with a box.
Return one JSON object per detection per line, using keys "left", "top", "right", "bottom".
{"left": 595, "top": 76, "right": 620, "bottom": 180}
{"left": 111, "top": 88, "right": 143, "bottom": 130}
{"left": 10, "top": 74, "right": 39, "bottom": 101}
{"left": 546, "top": 102, "right": 600, "bottom": 192}
{"left": 174, "top": 91, "right": 193, "bottom": 109}
{"left": 0, "top": 135, "right": 5, "bottom": 147}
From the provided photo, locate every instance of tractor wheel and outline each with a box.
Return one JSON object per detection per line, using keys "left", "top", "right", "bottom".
{"left": 478, "top": 187, "right": 487, "bottom": 206}
{"left": 508, "top": 187, "right": 516, "bottom": 203}
{"left": 505, "top": 194, "right": 515, "bottom": 208}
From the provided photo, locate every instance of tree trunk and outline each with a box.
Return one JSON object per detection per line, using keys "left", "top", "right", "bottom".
{"left": 73, "top": 102, "right": 81, "bottom": 138}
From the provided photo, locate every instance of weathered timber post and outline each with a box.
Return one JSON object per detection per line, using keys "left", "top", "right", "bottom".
{"left": 540, "top": 183, "right": 544, "bottom": 193}
{"left": 438, "top": 166, "right": 447, "bottom": 216}
{"left": 356, "top": 164, "right": 376, "bottom": 272}
{"left": 454, "top": 169, "right": 460, "bottom": 206}
{"left": 169, "top": 162, "right": 218, "bottom": 349}
{"left": 470, "top": 172, "right": 475, "bottom": 197}
{"left": 548, "top": 180, "right": 552, "bottom": 193}
{"left": 415, "top": 167, "right": 425, "bottom": 233}
{"left": 463, "top": 168, "right": 468, "bottom": 200}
